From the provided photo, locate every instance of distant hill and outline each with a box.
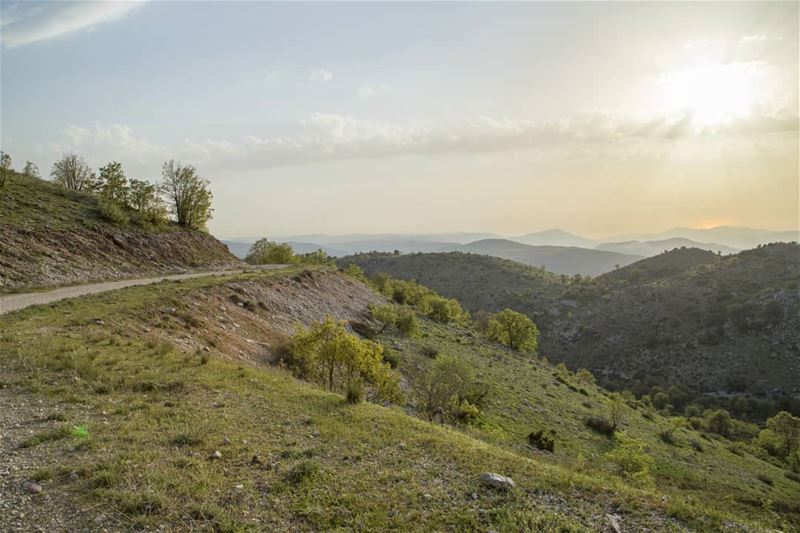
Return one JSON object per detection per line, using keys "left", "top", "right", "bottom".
{"left": 597, "top": 238, "right": 739, "bottom": 257}
{"left": 0, "top": 173, "right": 241, "bottom": 291}
{"left": 513, "top": 228, "right": 598, "bottom": 248}
{"left": 341, "top": 245, "right": 800, "bottom": 415}
{"left": 454, "top": 239, "right": 641, "bottom": 276}
{"left": 609, "top": 226, "right": 799, "bottom": 250}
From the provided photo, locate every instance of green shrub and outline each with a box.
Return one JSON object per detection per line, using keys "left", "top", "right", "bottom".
{"left": 287, "top": 460, "right": 321, "bottom": 485}
{"left": 528, "top": 429, "right": 556, "bottom": 452}
{"left": 369, "top": 304, "right": 397, "bottom": 333}
{"left": 605, "top": 432, "right": 654, "bottom": 486}
{"left": 346, "top": 379, "right": 365, "bottom": 404}
{"left": 98, "top": 198, "right": 129, "bottom": 225}
{"left": 487, "top": 309, "right": 539, "bottom": 353}
{"left": 245, "top": 239, "right": 296, "bottom": 264}
{"left": 396, "top": 307, "right": 419, "bottom": 336}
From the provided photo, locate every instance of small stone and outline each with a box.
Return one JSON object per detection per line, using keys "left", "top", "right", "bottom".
{"left": 479, "top": 472, "right": 515, "bottom": 490}
{"left": 22, "top": 481, "right": 42, "bottom": 494}
{"left": 210, "top": 450, "right": 222, "bottom": 460}
{"left": 235, "top": 484, "right": 244, "bottom": 490}
{"left": 606, "top": 513, "right": 622, "bottom": 533}
{"left": 471, "top": 492, "right": 478, "bottom": 500}
{"left": 223, "top": 437, "right": 231, "bottom": 445}
{"left": 422, "top": 493, "right": 432, "bottom": 500}
{"left": 93, "top": 319, "right": 105, "bottom": 326}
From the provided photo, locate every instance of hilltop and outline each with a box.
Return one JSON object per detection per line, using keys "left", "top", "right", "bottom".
{"left": 2, "top": 266, "right": 798, "bottom": 531}
{"left": 341, "top": 245, "right": 800, "bottom": 417}
{"left": 0, "top": 173, "right": 241, "bottom": 292}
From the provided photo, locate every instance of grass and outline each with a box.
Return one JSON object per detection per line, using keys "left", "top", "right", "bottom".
{"left": 1, "top": 267, "right": 797, "bottom": 531}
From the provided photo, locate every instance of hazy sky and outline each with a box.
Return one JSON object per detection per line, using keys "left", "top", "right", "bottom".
{"left": 1, "top": 1, "right": 798, "bottom": 239}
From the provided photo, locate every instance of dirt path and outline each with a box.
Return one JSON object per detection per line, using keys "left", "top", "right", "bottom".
{"left": 0, "top": 266, "right": 287, "bottom": 316}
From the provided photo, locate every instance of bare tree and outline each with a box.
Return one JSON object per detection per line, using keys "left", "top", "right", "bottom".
{"left": 159, "top": 159, "right": 213, "bottom": 230}
{"left": 51, "top": 153, "right": 97, "bottom": 191}
{"left": 0, "top": 151, "right": 11, "bottom": 187}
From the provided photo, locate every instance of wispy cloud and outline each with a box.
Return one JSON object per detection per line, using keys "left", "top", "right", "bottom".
{"left": 44, "top": 111, "right": 798, "bottom": 174}
{"left": 357, "top": 83, "right": 390, "bottom": 98}
{"left": 308, "top": 68, "right": 333, "bottom": 82}
{"left": 0, "top": 1, "right": 146, "bottom": 48}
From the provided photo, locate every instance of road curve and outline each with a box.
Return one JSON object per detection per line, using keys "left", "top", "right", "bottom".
{"left": 0, "top": 266, "right": 287, "bottom": 316}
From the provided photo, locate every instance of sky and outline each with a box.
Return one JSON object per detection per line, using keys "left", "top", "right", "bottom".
{"left": 1, "top": 1, "right": 798, "bottom": 239}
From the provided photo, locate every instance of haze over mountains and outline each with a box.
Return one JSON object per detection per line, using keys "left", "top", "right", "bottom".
{"left": 223, "top": 226, "right": 798, "bottom": 276}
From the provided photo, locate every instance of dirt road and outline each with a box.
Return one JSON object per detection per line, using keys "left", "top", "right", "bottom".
{"left": 0, "top": 266, "right": 287, "bottom": 316}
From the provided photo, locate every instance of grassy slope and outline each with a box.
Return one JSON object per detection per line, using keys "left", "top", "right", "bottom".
{"left": 1, "top": 268, "right": 798, "bottom": 531}
{"left": 0, "top": 172, "right": 240, "bottom": 291}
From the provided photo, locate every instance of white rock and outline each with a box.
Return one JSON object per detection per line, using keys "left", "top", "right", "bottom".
{"left": 479, "top": 472, "right": 515, "bottom": 490}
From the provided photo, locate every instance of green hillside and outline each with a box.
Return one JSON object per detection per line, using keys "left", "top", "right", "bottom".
{"left": 1, "top": 267, "right": 798, "bottom": 531}
{"left": 340, "top": 246, "right": 800, "bottom": 419}
{"left": 0, "top": 172, "right": 240, "bottom": 292}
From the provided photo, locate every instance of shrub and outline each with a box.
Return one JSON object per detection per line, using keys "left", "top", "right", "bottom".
{"left": 605, "top": 432, "right": 654, "bottom": 486}
{"left": 587, "top": 396, "right": 624, "bottom": 435}
{"left": 421, "top": 345, "right": 439, "bottom": 359}
{"left": 369, "top": 304, "right": 398, "bottom": 333}
{"left": 766, "top": 411, "right": 800, "bottom": 459}
{"left": 528, "top": 429, "right": 556, "bottom": 452}
{"left": 396, "top": 307, "right": 419, "bottom": 336}
{"left": 423, "top": 295, "right": 466, "bottom": 324}
{"left": 689, "top": 439, "right": 705, "bottom": 453}
{"left": 659, "top": 417, "right": 685, "bottom": 446}
{"left": 705, "top": 409, "right": 733, "bottom": 438}
{"left": 245, "top": 239, "right": 296, "bottom": 264}
{"left": 487, "top": 309, "right": 539, "bottom": 353}
{"left": 98, "top": 198, "right": 129, "bottom": 225}
{"left": 586, "top": 416, "right": 616, "bottom": 435}
{"left": 346, "top": 379, "right": 365, "bottom": 404}
{"left": 287, "top": 318, "right": 401, "bottom": 402}
{"left": 575, "top": 368, "right": 595, "bottom": 385}
{"left": 405, "top": 354, "right": 482, "bottom": 424}
{"left": 286, "top": 460, "right": 321, "bottom": 485}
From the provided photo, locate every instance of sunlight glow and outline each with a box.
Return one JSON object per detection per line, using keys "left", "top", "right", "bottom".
{"left": 657, "top": 63, "right": 768, "bottom": 125}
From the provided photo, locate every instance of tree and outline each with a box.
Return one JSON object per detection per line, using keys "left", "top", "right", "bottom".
{"left": 0, "top": 151, "right": 11, "bottom": 187}
{"left": 487, "top": 308, "right": 539, "bottom": 353}
{"left": 766, "top": 411, "right": 800, "bottom": 458}
{"left": 128, "top": 178, "right": 167, "bottom": 224}
{"left": 98, "top": 161, "right": 128, "bottom": 204}
{"left": 51, "top": 153, "right": 97, "bottom": 191}
{"left": 287, "top": 318, "right": 400, "bottom": 401}
{"left": 22, "top": 161, "right": 40, "bottom": 179}
{"left": 406, "top": 354, "right": 480, "bottom": 423}
{"left": 159, "top": 160, "right": 213, "bottom": 230}
{"left": 369, "top": 304, "right": 398, "bottom": 333}
{"left": 245, "top": 239, "right": 297, "bottom": 264}
{"left": 396, "top": 307, "right": 419, "bottom": 337}
{"left": 705, "top": 409, "right": 732, "bottom": 438}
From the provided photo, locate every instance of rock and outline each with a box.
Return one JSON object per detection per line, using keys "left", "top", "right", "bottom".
{"left": 93, "top": 319, "right": 105, "bottom": 326}
{"left": 22, "top": 481, "right": 42, "bottom": 494}
{"left": 210, "top": 450, "right": 222, "bottom": 460}
{"left": 223, "top": 437, "right": 231, "bottom": 445}
{"left": 606, "top": 513, "right": 622, "bottom": 533}
{"left": 479, "top": 472, "right": 515, "bottom": 490}
{"left": 471, "top": 492, "right": 478, "bottom": 500}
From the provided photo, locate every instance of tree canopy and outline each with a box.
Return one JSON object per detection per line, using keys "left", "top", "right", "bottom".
{"left": 160, "top": 160, "right": 213, "bottom": 230}
{"left": 487, "top": 308, "right": 539, "bottom": 353}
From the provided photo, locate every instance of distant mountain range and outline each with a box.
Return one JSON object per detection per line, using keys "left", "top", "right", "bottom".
{"left": 222, "top": 226, "right": 798, "bottom": 276}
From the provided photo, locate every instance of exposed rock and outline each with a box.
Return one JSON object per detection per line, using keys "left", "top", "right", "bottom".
{"left": 22, "top": 481, "right": 42, "bottom": 494}
{"left": 210, "top": 450, "right": 222, "bottom": 460}
{"left": 479, "top": 472, "right": 515, "bottom": 490}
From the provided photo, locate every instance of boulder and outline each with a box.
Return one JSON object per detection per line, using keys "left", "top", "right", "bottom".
{"left": 479, "top": 472, "right": 515, "bottom": 490}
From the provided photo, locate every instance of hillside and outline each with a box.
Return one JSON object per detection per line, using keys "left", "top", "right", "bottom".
{"left": 341, "top": 246, "right": 800, "bottom": 417}
{"left": 0, "top": 173, "right": 241, "bottom": 291}
{"left": 1, "top": 267, "right": 798, "bottom": 531}
{"left": 456, "top": 239, "right": 642, "bottom": 276}
{"left": 597, "top": 238, "right": 739, "bottom": 257}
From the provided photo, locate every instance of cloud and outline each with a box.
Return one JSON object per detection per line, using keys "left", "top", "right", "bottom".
{"left": 358, "top": 84, "right": 390, "bottom": 98}
{"left": 308, "top": 69, "right": 333, "bottom": 82}
{"left": 44, "top": 111, "right": 798, "bottom": 175}
{"left": 0, "top": 0, "right": 146, "bottom": 48}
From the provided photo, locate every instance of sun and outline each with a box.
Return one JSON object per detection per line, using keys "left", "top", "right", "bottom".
{"left": 657, "top": 63, "right": 764, "bottom": 125}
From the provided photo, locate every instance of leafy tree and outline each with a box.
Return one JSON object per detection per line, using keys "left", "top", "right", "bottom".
{"left": 705, "top": 409, "right": 733, "bottom": 438}
{"left": 245, "top": 239, "right": 296, "bottom": 264}
{"left": 406, "top": 354, "right": 480, "bottom": 423}
{"left": 487, "top": 308, "right": 539, "bottom": 353}
{"left": 343, "top": 263, "right": 368, "bottom": 282}
{"left": 98, "top": 161, "right": 128, "bottom": 204}
{"left": 159, "top": 160, "right": 213, "bottom": 230}
{"left": 0, "top": 150, "right": 10, "bottom": 187}
{"left": 298, "top": 249, "right": 333, "bottom": 265}
{"left": 422, "top": 295, "right": 466, "bottom": 324}
{"left": 22, "top": 161, "right": 40, "bottom": 179}
{"left": 766, "top": 411, "right": 800, "bottom": 458}
{"left": 51, "top": 153, "right": 97, "bottom": 191}
{"left": 287, "top": 318, "right": 400, "bottom": 402}
{"left": 128, "top": 178, "right": 168, "bottom": 225}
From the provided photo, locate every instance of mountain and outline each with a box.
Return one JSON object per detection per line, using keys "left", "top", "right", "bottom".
{"left": 609, "top": 226, "right": 799, "bottom": 250}
{"left": 277, "top": 232, "right": 499, "bottom": 246}
{"left": 0, "top": 172, "right": 241, "bottom": 292}
{"left": 342, "top": 245, "right": 800, "bottom": 417}
{"left": 596, "top": 237, "right": 740, "bottom": 257}
{"left": 2, "top": 266, "right": 797, "bottom": 530}
{"left": 513, "top": 229, "right": 598, "bottom": 248}
{"left": 455, "top": 238, "right": 642, "bottom": 276}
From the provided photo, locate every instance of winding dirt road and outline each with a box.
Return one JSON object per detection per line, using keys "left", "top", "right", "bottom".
{"left": 0, "top": 266, "right": 287, "bottom": 316}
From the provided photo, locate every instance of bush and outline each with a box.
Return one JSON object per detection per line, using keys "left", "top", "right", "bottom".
{"left": 405, "top": 354, "right": 482, "bottom": 424}
{"left": 286, "top": 460, "right": 321, "bottom": 485}
{"left": 346, "top": 379, "right": 365, "bottom": 404}
{"left": 421, "top": 345, "right": 439, "bottom": 359}
{"left": 705, "top": 409, "right": 733, "bottom": 438}
{"left": 528, "top": 429, "right": 556, "bottom": 452}
{"left": 245, "top": 239, "right": 296, "bottom": 264}
{"left": 98, "top": 199, "right": 129, "bottom": 225}
{"left": 575, "top": 368, "right": 595, "bottom": 385}
{"left": 396, "top": 307, "right": 419, "bottom": 336}
{"left": 605, "top": 432, "right": 654, "bottom": 486}
{"left": 487, "top": 309, "right": 539, "bottom": 353}
{"left": 287, "top": 318, "right": 401, "bottom": 402}
{"left": 369, "top": 304, "right": 398, "bottom": 333}
{"left": 586, "top": 416, "right": 616, "bottom": 435}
